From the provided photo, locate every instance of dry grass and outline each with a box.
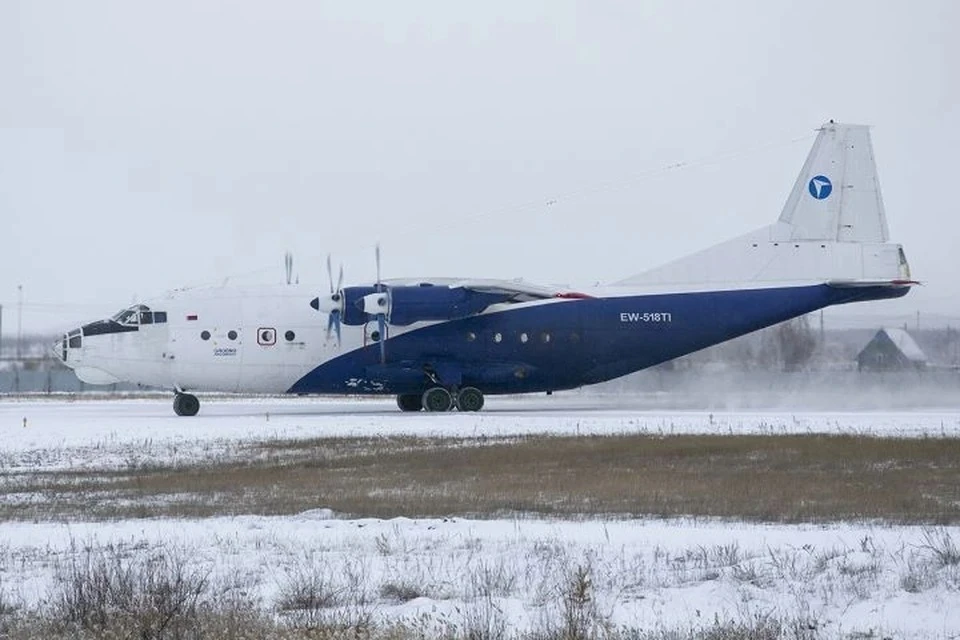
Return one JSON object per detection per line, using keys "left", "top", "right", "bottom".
{"left": 3, "top": 434, "right": 960, "bottom": 523}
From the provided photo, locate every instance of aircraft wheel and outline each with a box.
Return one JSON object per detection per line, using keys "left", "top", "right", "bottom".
{"left": 456, "top": 387, "right": 485, "bottom": 412}
{"left": 396, "top": 393, "right": 423, "bottom": 412}
{"left": 173, "top": 393, "right": 200, "bottom": 417}
{"left": 422, "top": 387, "right": 453, "bottom": 412}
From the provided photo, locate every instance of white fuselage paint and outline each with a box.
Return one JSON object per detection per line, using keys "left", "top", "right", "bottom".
{"left": 66, "top": 285, "right": 450, "bottom": 393}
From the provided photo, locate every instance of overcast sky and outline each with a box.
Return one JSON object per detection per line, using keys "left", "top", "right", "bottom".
{"left": 1, "top": 0, "right": 957, "bottom": 335}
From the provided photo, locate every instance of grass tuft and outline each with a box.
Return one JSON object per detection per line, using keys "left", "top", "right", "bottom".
{"left": 3, "top": 433, "right": 960, "bottom": 523}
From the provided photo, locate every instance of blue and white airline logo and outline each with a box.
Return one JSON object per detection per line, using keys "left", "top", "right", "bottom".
{"left": 808, "top": 175, "right": 833, "bottom": 200}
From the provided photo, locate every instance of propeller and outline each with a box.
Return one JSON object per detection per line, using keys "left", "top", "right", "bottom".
{"left": 323, "top": 254, "right": 344, "bottom": 345}
{"left": 374, "top": 243, "right": 387, "bottom": 364}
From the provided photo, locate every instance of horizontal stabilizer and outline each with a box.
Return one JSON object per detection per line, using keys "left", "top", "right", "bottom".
{"left": 826, "top": 279, "right": 918, "bottom": 288}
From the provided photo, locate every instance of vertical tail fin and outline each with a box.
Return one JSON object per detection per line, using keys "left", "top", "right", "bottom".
{"left": 774, "top": 122, "right": 889, "bottom": 243}
{"left": 617, "top": 122, "right": 910, "bottom": 288}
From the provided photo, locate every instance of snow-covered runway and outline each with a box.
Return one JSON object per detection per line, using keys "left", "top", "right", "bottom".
{"left": 2, "top": 394, "right": 959, "bottom": 472}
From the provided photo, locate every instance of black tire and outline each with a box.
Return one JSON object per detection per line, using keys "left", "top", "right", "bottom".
{"left": 421, "top": 387, "right": 453, "bottom": 412}
{"left": 396, "top": 393, "right": 423, "bottom": 412}
{"left": 456, "top": 387, "right": 485, "bottom": 412}
{"left": 173, "top": 393, "right": 200, "bottom": 417}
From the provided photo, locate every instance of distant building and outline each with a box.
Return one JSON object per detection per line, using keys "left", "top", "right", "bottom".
{"left": 857, "top": 328, "right": 928, "bottom": 372}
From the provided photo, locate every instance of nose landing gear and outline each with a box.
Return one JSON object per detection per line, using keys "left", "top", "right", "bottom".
{"left": 173, "top": 392, "right": 200, "bottom": 417}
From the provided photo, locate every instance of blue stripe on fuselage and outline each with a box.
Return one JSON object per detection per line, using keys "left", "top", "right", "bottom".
{"left": 288, "top": 283, "right": 907, "bottom": 395}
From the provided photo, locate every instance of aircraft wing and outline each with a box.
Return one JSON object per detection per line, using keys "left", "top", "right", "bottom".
{"left": 382, "top": 277, "right": 591, "bottom": 301}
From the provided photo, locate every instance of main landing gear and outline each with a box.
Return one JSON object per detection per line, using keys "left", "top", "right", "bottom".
{"left": 396, "top": 386, "right": 485, "bottom": 413}
{"left": 173, "top": 392, "right": 200, "bottom": 417}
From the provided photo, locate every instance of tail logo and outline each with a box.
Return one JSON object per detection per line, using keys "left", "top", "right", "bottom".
{"left": 808, "top": 175, "right": 833, "bottom": 200}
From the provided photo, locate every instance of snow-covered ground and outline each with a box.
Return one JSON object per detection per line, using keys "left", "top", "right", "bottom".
{"left": 0, "top": 396, "right": 958, "bottom": 637}
{"left": 1, "top": 515, "right": 959, "bottom": 638}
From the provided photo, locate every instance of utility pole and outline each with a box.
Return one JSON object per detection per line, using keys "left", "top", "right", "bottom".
{"left": 16, "top": 285, "right": 23, "bottom": 360}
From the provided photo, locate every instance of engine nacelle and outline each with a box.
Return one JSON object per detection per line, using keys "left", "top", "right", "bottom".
{"left": 339, "top": 286, "right": 380, "bottom": 325}
{"left": 369, "top": 285, "right": 509, "bottom": 326}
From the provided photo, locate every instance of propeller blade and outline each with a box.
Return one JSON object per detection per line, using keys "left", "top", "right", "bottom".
{"left": 326, "top": 310, "right": 342, "bottom": 346}
{"left": 375, "top": 243, "right": 382, "bottom": 291}
{"left": 377, "top": 313, "right": 386, "bottom": 364}
{"left": 326, "top": 254, "right": 334, "bottom": 294}
{"left": 337, "top": 264, "right": 343, "bottom": 292}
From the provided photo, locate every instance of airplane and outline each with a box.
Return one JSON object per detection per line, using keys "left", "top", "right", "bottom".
{"left": 55, "top": 122, "right": 913, "bottom": 416}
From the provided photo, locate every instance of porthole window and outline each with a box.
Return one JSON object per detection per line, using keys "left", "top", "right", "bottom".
{"left": 493, "top": 332, "right": 502, "bottom": 343}
{"left": 201, "top": 330, "right": 211, "bottom": 341}
{"left": 520, "top": 332, "right": 529, "bottom": 343}
{"left": 285, "top": 330, "right": 296, "bottom": 342}
{"left": 541, "top": 332, "right": 551, "bottom": 343}
{"left": 370, "top": 330, "right": 381, "bottom": 342}
{"left": 258, "top": 328, "right": 276, "bottom": 346}
{"left": 228, "top": 330, "right": 238, "bottom": 341}
{"left": 569, "top": 332, "right": 580, "bottom": 343}
{"left": 466, "top": 331, "right": 476, "bottom": 342}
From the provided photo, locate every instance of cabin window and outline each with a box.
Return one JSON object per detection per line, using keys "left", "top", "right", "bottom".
{"left": 520, "top": 332, "right": 529, "bottom": 343}
{"left": 228, "top": 330, "right": 238, "bottom": 341}
{"left": 201, "top": 331, "right": 211, "bottom": 341}
{"left": 258, "top": 328, "right": 276, "bottom": 346}
{"left": 493, "top": 332, "right": 502, "bottom": 343}
{"left": 466, "top": 332, "right": 476, "bottom": 342}
{"left": 154, "top": 312, "right": 167, "bottom": 324}
{"left": 285, "top": 330, "right": 296, "bottom": 342}
{"left": 541, "top": 332, "right": 551, "bottom": 343}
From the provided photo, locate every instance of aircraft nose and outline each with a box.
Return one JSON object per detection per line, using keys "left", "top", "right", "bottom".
{"left": 52, "top": 336, "right": 66, "bottom": 363}
{"left": 54, "top": 328, "right": 84, "bottom": 367}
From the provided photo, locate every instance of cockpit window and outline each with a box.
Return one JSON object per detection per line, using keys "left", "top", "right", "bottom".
{"left": 112, "top": 308, "right": 139, "bottom": 326}
{"left": 110, "top": 304, "right": 166, "bottom": 326}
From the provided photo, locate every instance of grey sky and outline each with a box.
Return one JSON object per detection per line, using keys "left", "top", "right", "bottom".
{"left": 1, "top": 0, "right": 957, "bottom": 335}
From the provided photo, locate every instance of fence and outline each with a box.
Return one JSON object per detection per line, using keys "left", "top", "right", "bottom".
{"left": 0, "top": 369, "right": 143, "bottom": 393}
